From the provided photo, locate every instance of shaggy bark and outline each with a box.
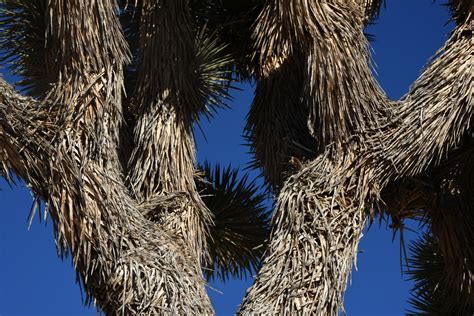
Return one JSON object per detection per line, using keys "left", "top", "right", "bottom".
{"left": 245, "top": 51, "right": 316, "bottom": 189}
{"left": 127, "top": 0, "right": 213, "bottom": 263}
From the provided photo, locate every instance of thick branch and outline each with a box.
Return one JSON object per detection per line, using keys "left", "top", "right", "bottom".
{"left": 240, "top": 152, "right": 372, "bottom": 314}
{"left": 0, "top": 78, "right": 53, "bottom": 190}
{"left": 245, "top": 51, "right": 316, "bottom": 189}
{"left": 370, "top": 18, "right": 473, "bottom": 182}
{"left": 127, "top": 0, "right": 212, "bottom": 262}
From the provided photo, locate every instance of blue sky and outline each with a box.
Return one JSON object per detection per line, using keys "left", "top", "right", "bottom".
{"left": 0, "top": 1, "right": 453, "bottom": 315}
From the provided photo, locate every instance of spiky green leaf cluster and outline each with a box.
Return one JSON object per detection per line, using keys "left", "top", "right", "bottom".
{"left": 406, "top": 233, "right": 474, "bottom": 315}
{"left": 195, "top": 26, "right": 233, "bottom": 119}
{"left": 0, "top": 0, "right": 51, "bottom": 97}
{"left": 196, "top": 162, "right": 270, "bottom": 282}
{"left": 190, "top": 0, "right": 263, "bottom": 80}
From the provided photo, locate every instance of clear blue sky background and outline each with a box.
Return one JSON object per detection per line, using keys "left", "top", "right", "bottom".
{"left": 0, "top": 1, "right": 453, "bottom": 315}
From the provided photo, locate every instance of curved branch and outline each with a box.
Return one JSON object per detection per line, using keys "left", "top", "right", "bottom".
{"left": 370, "top": 18, "right": 473, "bottom": 182}
{"left": 245, "top": 51, "right": 316, "bottom": 189}
{"left": 246, "top": 0, "right": 388, "bottom": 192}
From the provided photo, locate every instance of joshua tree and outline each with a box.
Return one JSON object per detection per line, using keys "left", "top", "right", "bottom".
{"left": 0, "top": 0, "right": 472, "bottom": 315}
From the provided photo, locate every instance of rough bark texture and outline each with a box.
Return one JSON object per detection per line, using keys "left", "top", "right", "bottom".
{"left": 127, "top": 0, "right": 213, "bottom": 263}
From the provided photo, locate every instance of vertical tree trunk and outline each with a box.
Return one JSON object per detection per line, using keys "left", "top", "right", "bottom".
{"left": 240, "top": 2, "right": 388, "bottom": 313}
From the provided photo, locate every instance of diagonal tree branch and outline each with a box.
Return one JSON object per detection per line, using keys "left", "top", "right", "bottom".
{"left": 0, "top": 77, "right": 54, "bottom": 188}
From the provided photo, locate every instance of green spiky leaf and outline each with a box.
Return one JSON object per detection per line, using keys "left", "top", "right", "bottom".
{"left": 195, "top": 26, "right": 234, "bottom": 120}
{"left": 190, "top": 0, "right": 263, "bottom": 81}
{"left": 406, "top": 233, "right": 474, "bottom": 315}
{"left": 196, "top": 162, "right": 270, "bottom": 282}
{"left": 0, "top": 0, "right": 52, "bottom": 97}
